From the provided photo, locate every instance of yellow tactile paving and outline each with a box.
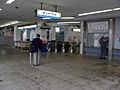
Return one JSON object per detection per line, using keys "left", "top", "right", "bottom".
{"left": 67, "top": 55, "right": 120, "bottom": 71}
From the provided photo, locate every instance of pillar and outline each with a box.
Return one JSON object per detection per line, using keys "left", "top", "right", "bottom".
{"left": 14, "top": 26, "right": 17, "bottom": 41}
{"left": 80, "top": 21, "right": 85, "bottom": 55}
{"left": 14, "top": 26, "right": 21, "bottom": 41}
{"left": 108, "top": 19, "right": 114, "bottom": 60}
{"left": 4, "top": 27, "right": 7, "bottom": 36}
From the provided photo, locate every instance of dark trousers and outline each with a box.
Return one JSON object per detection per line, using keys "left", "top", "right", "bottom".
{"left": 100, "top": 47, "right": 106, "bottom": 58}
{"left": 105, "top": 48, "right": 108, "bottom": 56}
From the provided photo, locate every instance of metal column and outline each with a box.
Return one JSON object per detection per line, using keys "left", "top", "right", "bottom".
{"left": 108, "top": 19, "right": 114, "bottom": 60}
{"left": 80, "top": 21, "right": 85, "bottom": 55}
{"left": 14, "top": 26, "right": 17, "bottom": 41}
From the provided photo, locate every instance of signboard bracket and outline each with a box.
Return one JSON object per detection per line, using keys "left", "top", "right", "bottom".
{"left": 40, "top": 2, "right": 58, "bottom": 12}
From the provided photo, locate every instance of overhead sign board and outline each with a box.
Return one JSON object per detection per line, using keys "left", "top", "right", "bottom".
{"left": 18, "top": 25, "right": 37, "bottom": 30}
{"left": 36, "top": 10, "right": 61, "bottom": 19}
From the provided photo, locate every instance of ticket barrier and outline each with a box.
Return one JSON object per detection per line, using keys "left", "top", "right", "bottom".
{"left": 71, "top": 42, "right": 76, "bottom": 53}
{"left": 56, "top": 42, "right": 62, "bottom": 53}
{"left": 50, "top": 42, "right": 55, "bottom": 52}
{"left": 64, "top": 42, "right": 70, "bottom": 53}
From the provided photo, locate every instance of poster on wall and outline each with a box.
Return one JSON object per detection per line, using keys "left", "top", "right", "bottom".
{"left": 117, "top": 33, "right": 120, "bottom": 43}
{"left": 114, "top": 18, "right": 120, "bottom": 49}
{"left": 87, "top": 34, "right": 94, "bottom": 47}
{"left": 94, "top": 34, "right": 100, "bottom": 47}
{"left": 87, "top": 21, "right": 108, "bottom": 33}
{"left": 115, "top": 32, "right": 120, "bottom": 49}
{"left": 87, "top": 33, "right": 109, "bottom": 47}
{"left": 94, "top": 34, "right": 109, "bottom": 47}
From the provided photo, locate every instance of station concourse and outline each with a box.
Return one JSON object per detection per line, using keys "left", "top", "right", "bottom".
{"left": 0, "top": 0, "right": 120, "bottom": 90}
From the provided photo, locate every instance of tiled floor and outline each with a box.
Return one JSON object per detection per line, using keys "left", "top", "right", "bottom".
{"left": 0, "top": 46, "right": 120, "bottom": 90}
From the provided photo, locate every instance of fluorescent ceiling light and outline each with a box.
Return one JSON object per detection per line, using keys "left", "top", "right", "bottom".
{"left": 0, "top": 21, "right": 19, "bottom": 27}
{"left": 113, "top": 8, "right": 120, "bottom": 11}
{"left": 61, "top": 17, "right": 74, "bottom": 19}
{"left": 42, "top": 18, "right": 51, "bottom": 20}
{"left": 6, "top": 0, "right": 16, "bottom": 4}
{"left": 0, "top": 8, "right": 2, "bottom": 11}
{"left": 78, "top": 9, "right": 112, "bottom": 16}
{"left": 57, "top": 22, "right": 80, "bottom": 24}
{"left": 73, "top": 29, "right": 81, "bottom": 32}
{"left": 78, "top": 7, "right": 120, "bottom": 16}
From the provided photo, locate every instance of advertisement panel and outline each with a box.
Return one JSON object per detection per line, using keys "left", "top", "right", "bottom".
{"left": 87, "top": 21, "right": 108, "bottom": 33}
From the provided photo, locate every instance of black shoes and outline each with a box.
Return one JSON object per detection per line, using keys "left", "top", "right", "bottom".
{"left": 33, "top": 64, "right": 40, "bottom": 66}
{"left": 100, "top": 57, "right": 103, "bottom": 59}
{"left": 103, "top": 57, "right": 106, "bottom": 59}
{"left": 99, "top": 57, "right": 106, "bottom": 59}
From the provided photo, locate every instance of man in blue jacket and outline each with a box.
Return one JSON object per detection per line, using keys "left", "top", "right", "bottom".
{"left": 32, "top": 34, "right": 42, "bottom": 66}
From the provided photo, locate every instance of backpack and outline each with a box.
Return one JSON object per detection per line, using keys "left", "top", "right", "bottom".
{"left": 29, "top": 43, "right": 37, "bottom": 53}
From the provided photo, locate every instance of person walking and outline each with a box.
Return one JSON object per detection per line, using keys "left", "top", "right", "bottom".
{"left": 32, "top": 34, "right": 42, "bottom": 66}
{"left": 99, "top": 36, "right": 107, "bottom": 59}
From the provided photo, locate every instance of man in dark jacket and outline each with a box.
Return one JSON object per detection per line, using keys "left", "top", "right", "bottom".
{"left": 99, "top": 36, "right": 107, "bottom": 59}
{"left": 32, "top": 34, "right": 42, "bottom": 66}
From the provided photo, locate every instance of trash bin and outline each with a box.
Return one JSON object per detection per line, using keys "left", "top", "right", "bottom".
{"left": 41, "top": 41, "right": 47, "bottom": 53}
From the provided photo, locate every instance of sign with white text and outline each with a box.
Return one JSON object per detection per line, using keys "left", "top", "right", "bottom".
{"left": 36, "top": 10, "right": 61, "bottom": 19}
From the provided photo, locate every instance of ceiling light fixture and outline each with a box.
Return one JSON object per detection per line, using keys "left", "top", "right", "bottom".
{"left": 78, "top": 7, "right": 120, "bottom": 16}
{"left": 61, "top": 17, "right": 74, "bottom": 19}
{"left": 73, "top": 29, "right": 81, "bottom": 32}
{"left": 55, "top": 27, "right": 60, "bottom": 32}
{"left": 78, "top": 9, "right": 112, "bottom": 16}
{"left": 6, "top": 0, "right": 16, "bottom": 4}
{"left": 0, "top": 21, "right": 19, "bottom": 27}
{"left": 113, "top": 8, "right": 120, "bottom": 11}
{"left": 42, "top": 18, "right": 51, "bottom": 20}
{"left": 57, "top": 22, "right": 80, "bottom": 24}
{"left": 0, "top": 8, "right": 2, "bottom": 11}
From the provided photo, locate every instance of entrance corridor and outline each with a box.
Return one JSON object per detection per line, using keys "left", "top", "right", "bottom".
{"left": 0, "top": 46, "right": 120, "bottom": 90}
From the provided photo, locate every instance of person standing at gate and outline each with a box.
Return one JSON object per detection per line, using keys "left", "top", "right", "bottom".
{"left": 73, "top": 36, "right": 78, "bottom": 46}
{"left": 32, "top": 34, "right": 42, "bottom": 66}
{"left": 72, "top": 36, "right": 78, "bottom": 53}
{"left": 99, "top": 36, "right": 107, "bottom": 59}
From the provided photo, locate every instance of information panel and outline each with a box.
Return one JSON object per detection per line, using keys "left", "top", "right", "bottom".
{"left": 36, "top": 10, "right": 61, "bottom": 19}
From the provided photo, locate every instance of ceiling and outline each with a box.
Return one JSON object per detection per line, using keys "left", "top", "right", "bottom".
{"left": 0, "top": 0, "right": 120, "bottom": 25}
